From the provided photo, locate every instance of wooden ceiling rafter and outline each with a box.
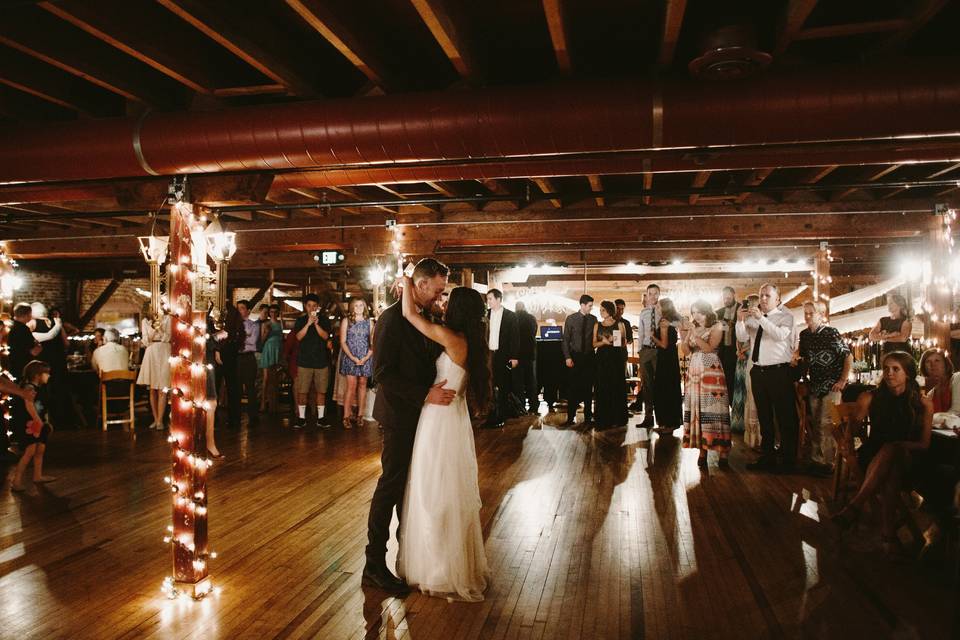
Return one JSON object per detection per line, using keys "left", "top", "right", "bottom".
{"left": 284, "top": 0, "right": 397, "bottom": 91}
{"left": 658, "top": 0, "right": 687, "bottom": 67}
{"left": 795, "top": 19, "right": 910, "bottom": 41}
{"left": 587, "top": 175, "right": 604, "bottom": 207}
{"left": 871, "top": 0, "right": 950, "bottom": 54}
{"left": 409, "top": 0, "right": 479, "bottom": 83}
{"left": 374, "top": 183, "right": 441, "bottom": 214}
{"left": 834, "top": 164, "right": 903, "bottom": 201}
{"left": 541, "top": 0, "right": 571, "bottom": 74}
{"left": 532, "top": 178, "right": 562, "bottom": 208}
{"left": 734, "top": 168, "right": 774, "bottom": 204}
{"left": 688, "top": 170, "right": 711, "bottom": 205}
{"left": 328, "top": 185, "right": 396, "bottom": 216}
{"left": 157, "top": 0, "right": 319, "bottom": 97}
{"left": 37, "top": 1, "right": 213, "bottom": 94}
{"left": 774, "top": 0, "right": 819, "bottom": 56}
{"left": 882, "top": 162, "right": 960, "bottom": 199}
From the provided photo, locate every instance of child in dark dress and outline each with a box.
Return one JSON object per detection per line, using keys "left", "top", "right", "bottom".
{"left": 11, "top": 360, "right": 55, "bottom": 492}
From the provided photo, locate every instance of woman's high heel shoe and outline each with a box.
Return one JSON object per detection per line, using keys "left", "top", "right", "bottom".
{"left": 206, "top": 449, "right": 225, "bottom": 460}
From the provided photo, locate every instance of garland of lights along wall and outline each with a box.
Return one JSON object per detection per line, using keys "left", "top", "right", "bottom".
{"left": 161, "top": 201, "right": 216, "bottom": 600}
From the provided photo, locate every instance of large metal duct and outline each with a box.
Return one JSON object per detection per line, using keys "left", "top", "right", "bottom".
{"left": 0, "top": 60, "right": 958, "bottom": 185}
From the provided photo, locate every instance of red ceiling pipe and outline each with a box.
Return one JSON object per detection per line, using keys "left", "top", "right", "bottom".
{"left": 0, "top": 60, "right": 958, "bottom": 184}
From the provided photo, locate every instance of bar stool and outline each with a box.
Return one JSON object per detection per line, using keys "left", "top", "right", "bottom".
{"left": 100, "top": 370, "right": 136, "bottom": 431}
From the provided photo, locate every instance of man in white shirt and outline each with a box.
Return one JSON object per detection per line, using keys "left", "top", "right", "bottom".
{"left": 485, "top": 289, "right": 518, "bottom": 428}
{"left": 91, "top": 329, "right": 129, "bottom": 375}
{"left": 736, "top": 283, "right": 800, "bottom": 473}
{"left": 635, "top": 284, "right": 660, "bottom": 428}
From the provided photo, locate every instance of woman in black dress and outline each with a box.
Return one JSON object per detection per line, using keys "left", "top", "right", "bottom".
{"left": 868, "top": 293, "right": 912, "bottom": 354}
{"left": 651, "top": 298, "right": 683, "bottom": 434}
{"left": 592, "top": 300, "right": 628, "bottom": 429}
{"left": 832, "top": 351, "right": 933, "bottom": 554}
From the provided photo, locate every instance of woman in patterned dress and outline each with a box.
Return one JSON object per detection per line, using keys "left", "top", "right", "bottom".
{"left": 732, "top": 295, "right": 762, "bottom": 449}
{"left": 258, "top": 304, "right": 283, "bottom": 412}
{"left": 680, "top": 300, "right": 732, "bottom": 468}
{"left": 338, "top": 298, "right": 375, "bottom": 428}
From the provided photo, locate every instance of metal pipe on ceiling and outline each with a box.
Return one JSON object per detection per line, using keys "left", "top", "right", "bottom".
{"left": 0, "top": 59, "right": 958, "bottom": 185}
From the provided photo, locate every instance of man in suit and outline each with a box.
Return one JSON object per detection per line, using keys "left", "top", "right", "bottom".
{"left": 513, "top": 301, "right": 540, "bottom": 414}
{"left": 562, "top": 294, "right": 597, "bottom": 426}
{"left": 484, "top": 288, "right": 519, "bottom": 428}
{"left": 363, "top": 258, "right": 455, "bottom": 594}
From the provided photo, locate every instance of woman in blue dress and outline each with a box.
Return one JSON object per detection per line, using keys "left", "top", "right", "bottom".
{"left": 339, "top": 298, "right": 375, "bottom": 428}
{"left": 258, "top": 304, "right": 283, "bottom": 413}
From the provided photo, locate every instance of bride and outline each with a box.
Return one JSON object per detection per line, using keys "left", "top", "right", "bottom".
{"left": 396, "top": 276, "right": 491, "bottom": 602}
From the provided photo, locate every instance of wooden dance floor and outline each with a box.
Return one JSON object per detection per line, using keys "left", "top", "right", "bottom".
{"left": 1, "top": 412, "right": 955, "bottom": 639}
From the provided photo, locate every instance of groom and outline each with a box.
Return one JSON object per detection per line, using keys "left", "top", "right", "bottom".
{"left": 363, "top": 258, "right": 455, "bottom": 594}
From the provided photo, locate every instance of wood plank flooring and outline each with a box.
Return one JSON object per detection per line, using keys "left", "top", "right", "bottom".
{"left": 0, "top": 409, "right": 956, "bottom": 639}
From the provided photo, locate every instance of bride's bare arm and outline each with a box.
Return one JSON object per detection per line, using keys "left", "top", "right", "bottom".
{"left": 400, "top": 276, "right": 464, "bottom": 353}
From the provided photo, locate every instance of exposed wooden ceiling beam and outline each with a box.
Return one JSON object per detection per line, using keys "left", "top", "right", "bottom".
{"left": 642, "top": 173, "right": 653, "bottom": 205}
{"left": 211, "top": 83, "right": 286, "bottom": 97}
{"left": 834, "top": 164, "right": 903, "bottom": 200}
{"left": 542, "top": 0, "right": 571, "bottom": 74}
{"left": 774, "top": 0, "right": 819, "bottom": 56}
{"left": 328, "top": 185, "right": 396, "bottom": 215}
{"left": 657, "top": 0, "right": 687, "bottom": 67}
{"left": 872, "top": 0, "right": 950, "bottom": 54}
{"left": 157, "top": 0, "right": 319, "bottom": 97}
{"left": 882, "top": 162, "right": 960, "bottom": 200}
{"left": 374, "top": 184, "right": 440, "bottom": 214}
{"left": 734, "top": 168, "right": 774, "bottom": 203}
{"left": 38, "top": 0, "right": 212, "bottom": 94}
{"left": 0, "top": 44, "right": 119, "bottom": 116}
{"left": 285, "top": 0, "right": 396, "bottom": 90}
{"left": 0, "top": 7, "right": 180, "bottom": 106}
{"left": 688, "top": 171, "right": 711, "bottom": 205}
{"left": 425, "top": 181, "right": 459, "bottom": 198}
{"left": 409, "top": 0, "right": 479, "bottom": 82}
{"left": 588, "top": 175, "right": 604, "bottom": 207}
{"left": 796, "top": 19, "right": 910, "bottom": 41}
{"left": 532, "top": 178, "right": 562, "bottom": 208}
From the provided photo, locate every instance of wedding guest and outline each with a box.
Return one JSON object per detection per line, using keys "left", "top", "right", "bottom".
{"left": 30, "top": 302, "right": 67, "bottom": 427}
{"left": 919, "top": 348, "right": 954, "bottom": 413}
{"left": 293, "top": 293, "right": 332, "bottom": 429}
{"left": 680, "top": 300, "right": 731, "bottom": 468}
{"left": 235, "top": 300, "right": 260, "bottom": 427}
{"left": 91, "top": 329, "right": 129, "bottom": 375}
{"left": 0, "top": 373, "right": 36, "bottom": 462}
{"left": 10, "top": 360, "right": 56, "bottom": 491}
{"left": 86, "top": 327, "right": 106, "bottom": 367}
{"left": 562, "top": 294, "right": 597, "bottom": 426}
{"left": 797, "top": 301, "right": 852, "bottom": 476}
{"left": 205, "top": 315, "right": 223, "bottom": 459}
{"left": 258, "top": 304, "right": 283, "bottom": 413}
{"left": 613, "top": 299, "right": 634, "bottom": 355}
{"left": 636, "top": 284, "right": 661, "bottom": 428}
{"left": 869, "top": 293, "right": 912, "bottom": 354}
{"left": 715, "top": 286, "right": 739, "bottom": 405}
{"left": 651, "top": 298, "right": 682, "bottom": 434}
{"left": 592, "top": 301, "right": 628, "bottom": 430}
{"left": 484, "top": 289, "right": 519, "bottom": 428}
{"left": 8, "top": 303, "right": 41, "bottom": 385}
{"left": 219, "top": 302, "right": 244, "bottom": 429}
{"left": 731, "top": 295, "right": 761, "bottom": 449}
{"left": 339, "top": 298, "right": 375, "bottom": 429}
{"left": 737, "top": 284, "right": 800, "bottom": 473}
{"left": 832, "top": 351, "right": 933, "bottom": 555}
{"left": 136, "top": 309, "right": 171, "bottom": 430}
{"left": 514, "top": 301, "right": 540, "bottom": 414}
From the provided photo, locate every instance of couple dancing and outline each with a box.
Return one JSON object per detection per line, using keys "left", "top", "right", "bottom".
{"left": 362, "top": 258, "right": 491, "bottom": 602}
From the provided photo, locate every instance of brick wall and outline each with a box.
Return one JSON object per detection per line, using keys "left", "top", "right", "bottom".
{"left": 81, "top": 278, "right": 150, "bottom": 329}
{"left": 12, "top": 269, "right": 70, "bottom": 309}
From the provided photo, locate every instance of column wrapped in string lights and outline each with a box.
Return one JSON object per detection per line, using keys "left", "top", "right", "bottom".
{"left": 0, "top": 247, "right": 22, "bottom": 446}
{"left": 161, "top": 199, "right": 216, "bottom": 600}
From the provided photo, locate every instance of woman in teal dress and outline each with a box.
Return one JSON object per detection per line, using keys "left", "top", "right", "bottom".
{"left": 258, "top": 304, "right": 283, "bottom": 412}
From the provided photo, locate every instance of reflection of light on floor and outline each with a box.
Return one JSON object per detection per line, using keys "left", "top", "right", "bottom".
{"left": 802, "top": 541, "right": 819, "bottom": 589}
{"left": 0, "top": 541, "right": 25, "bottom": 564}
{"left": 157, "top": 587, "right": 221, "bottom": 633}
{"left": 675, "top": 451, "right": 700, "bottom": 579}
{"left": 790, "top": 490, "right": 821, "bottom": 523}
{"left": 1, "top": 564, "right": 49, "bottom": 622}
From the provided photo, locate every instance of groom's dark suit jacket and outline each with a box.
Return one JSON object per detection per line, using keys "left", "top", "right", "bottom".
{"left": 372, "top": 301, "right": 440, "bottom": 430}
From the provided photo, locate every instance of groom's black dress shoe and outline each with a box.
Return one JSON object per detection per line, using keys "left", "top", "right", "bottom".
{"left": 361, "top": 563, "right": 410, "bottom": 595}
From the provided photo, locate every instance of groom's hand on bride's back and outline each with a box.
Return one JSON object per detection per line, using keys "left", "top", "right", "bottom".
{"left": 425, "top": 380, "right": 456, "bottom": 405}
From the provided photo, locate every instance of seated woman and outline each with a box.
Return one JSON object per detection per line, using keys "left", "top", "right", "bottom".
{"left": 919, "top": 348, "right": 953, "bottom": 413}
{"left": 832, "top": 351, "right": 933, "bottom": 554}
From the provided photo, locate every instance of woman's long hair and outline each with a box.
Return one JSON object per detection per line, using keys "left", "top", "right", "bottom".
{"left": 659, "top": 298, "right": 681, "bottom": 322}
{"left": 691, "top": 299, "right": 717, "bottom": 328}
{"left": 444, "top": 286, "right": 491, "bottom": 414}
{"left": 887, "top": 293, "right": 911, "bottom": 320}
{"left": 875, "top": 351, "right": 924, "bottom": 429}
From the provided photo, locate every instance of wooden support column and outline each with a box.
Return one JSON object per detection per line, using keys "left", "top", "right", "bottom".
{"left": 462, "top": 267, "right": 473, "bottom": 288}
{"left": 813, "top": 243, "right": 832, "bottom": 317}
{"left": 164, "top": 200, "right": 214, "bottom": 600}
{"left": 926, "top": 211, "right": 953, "bottom": 358}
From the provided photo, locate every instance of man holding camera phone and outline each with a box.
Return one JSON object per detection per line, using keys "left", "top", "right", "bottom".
{"left": 293, "top": 293, "right": 333, "bottom": 428}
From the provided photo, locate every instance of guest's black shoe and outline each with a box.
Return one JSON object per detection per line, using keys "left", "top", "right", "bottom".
{"left": 746, "top": 457, "right": 777, "bottom": 472}
{"left": 361, "top": 563, "right": 410, "bottom": 595}
{"left": 317, "top": 416, "right": 332, "bottom": 430}
{"left": 293, "top": 417, "right": 306, "bottom": 430}
{"left": 562, "top": 418, "right": 576, "bottom": 427}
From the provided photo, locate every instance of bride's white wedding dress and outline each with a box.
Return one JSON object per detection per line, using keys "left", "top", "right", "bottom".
{"left": 397, "top": 351, "right": 489, "bottom": 602}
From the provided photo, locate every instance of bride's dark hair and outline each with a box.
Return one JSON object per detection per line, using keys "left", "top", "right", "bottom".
{"left": 444, "top": 286, "right": 491, "bottom": 414}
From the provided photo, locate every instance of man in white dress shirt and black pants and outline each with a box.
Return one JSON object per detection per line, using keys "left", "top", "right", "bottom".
{"left": 736, "top": 283, "right": 800, "bottom": 473}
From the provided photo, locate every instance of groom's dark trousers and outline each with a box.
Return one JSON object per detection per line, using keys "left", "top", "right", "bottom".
{"left": 365, "top": 302, "right": 439, "bottom": 567}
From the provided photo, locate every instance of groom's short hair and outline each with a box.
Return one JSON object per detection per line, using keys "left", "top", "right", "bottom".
{"left": 303, "top": 293, "right": 320, "bottom": 305}
{"left": 412, "top": 258, "right": 449, "bottom": 282}
{"left": 488, "top": 289, "right": 502, "bottom": 300}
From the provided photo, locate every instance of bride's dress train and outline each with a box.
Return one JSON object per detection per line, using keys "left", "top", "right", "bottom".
{"left": 397, "top": 352, "right": 489, "bottom": 601}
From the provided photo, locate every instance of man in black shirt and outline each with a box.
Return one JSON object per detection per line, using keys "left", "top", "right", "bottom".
{"left": 293, "top": 293, "right": 333, "bottom": 428}
{"left": 513, "top": 301, "right": 540, "bottom": 414}
{"left": 562, "top": 294, "right": 597, "bottom": 426}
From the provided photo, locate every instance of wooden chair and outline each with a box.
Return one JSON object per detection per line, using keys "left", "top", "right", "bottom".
{"left": 100, "top": 370, "right": 136, "bottom": 431}
{"left": 831, "top": 401, "right": 863, "bottom": 502}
